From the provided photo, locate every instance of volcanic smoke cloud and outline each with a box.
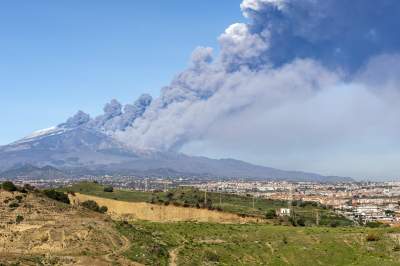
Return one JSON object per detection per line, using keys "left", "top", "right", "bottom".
{"left": 65, "top": 0, "right": 400, "bottom": 177}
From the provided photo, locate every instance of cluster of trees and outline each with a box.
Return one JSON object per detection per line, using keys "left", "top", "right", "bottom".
{"left": 43, "top": 189, "right": 70, "bottom": 204}
{"left": 1, "top": 181, "right": 36, "bottom": 194}
{"left": 1, "top": 181, "right": 17, "bottom": 192}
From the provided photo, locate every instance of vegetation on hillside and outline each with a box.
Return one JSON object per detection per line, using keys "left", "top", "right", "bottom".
{"left": 81, "top": 200, "right": 108, "bottom": 213}
{"left": 1, "top": 181, "right": 17, "bottom": 192}
{"left": 42, "top": 189, "right": 70, "bottom": 204}
{"left": 64, "top": 182, "right": 352, "bottom": 227}
{"left": 117, "top": 221, "right": 400, "bottom": 266}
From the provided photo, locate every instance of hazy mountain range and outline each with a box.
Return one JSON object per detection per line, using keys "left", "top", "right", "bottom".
{"left": 0, "top": 120, "right": 352, "bottom": 182}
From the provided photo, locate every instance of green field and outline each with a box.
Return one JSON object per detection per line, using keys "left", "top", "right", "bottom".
{"left": 60, "top": 182, "right": 400, "bottom": 265}
{"left": 116, "top": 221, "right": 400, "bottom": 266}
{"left": 64, "top": 182, "right": 352, "bottom": 226}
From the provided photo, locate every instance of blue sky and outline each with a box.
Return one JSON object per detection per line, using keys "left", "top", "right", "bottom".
{"left": 2, "top": 0, "right": 400, "bottom": 179}
{"left": 0, "top": 0, "right": 242, "bottom": 145}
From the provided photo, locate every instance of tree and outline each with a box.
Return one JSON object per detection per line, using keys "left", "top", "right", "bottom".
{"left": 103, "top": 186, "right": 114, "bottom": 193}
{"left": 2, "top": 181, "right": 17, "bottom": 192}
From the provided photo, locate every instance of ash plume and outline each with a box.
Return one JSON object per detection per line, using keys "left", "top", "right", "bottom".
{"left": 62, "top": 0, "right": 400, "bottom": 177}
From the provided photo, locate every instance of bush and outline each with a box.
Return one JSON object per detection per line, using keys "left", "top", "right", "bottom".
{"left": 366, "top": 233, "right": 379, "bottom": 242}
{"left": 99, "top": 206, "right": 108, "bottom": 213}
{"left": 330, "top": 220, "right": 339, "bottom": 227}
{"left": 15, "top": 195, "right": 23, "bottom": 202}
{"left": 366, "top": 221, "right": 387, "bottom": 228}
{"left": 23, "top": 184, "right": 35, "bottom": 191}
{"left": 204, "top": 251, "right": 219, "bottom": 262}
{"left": 81, "top": 200, "right": 108, "bottom": 213}
{"left": 9, "top": 202, "right": 19, "bottom": 208}
{"left": 43, "top": 189, "right": 70, "bottom": 204}
{"left": 296, "top": 218, "right": 306, "bottom": 227}
{"left": 265, "top": 209, "right": 277, "bottom": 219}
{"left": 81, "top": 200, "right": 100, "bottom": 211}
{"left": 103, "top": 186, "right": 114, "bottom": 193}
{"left": 16, "top": 215, "right": 24, "bottom": 224}
{"left": 2, "top": 181, "right": 17, "bottom": 192}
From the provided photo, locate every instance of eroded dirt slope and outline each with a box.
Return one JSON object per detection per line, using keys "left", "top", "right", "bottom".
{"left": 71, "top": 193, "right": 263, "bottom": 223}
{"left": 0, "top": 190, "right": 139, "bottom": 266}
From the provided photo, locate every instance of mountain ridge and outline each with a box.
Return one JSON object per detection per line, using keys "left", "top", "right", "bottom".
{"left": 0, "top": 124, "right": 353, "bottom": 182}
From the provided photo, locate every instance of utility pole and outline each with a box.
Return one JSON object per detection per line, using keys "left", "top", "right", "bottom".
{"left": 252, "top": 195, "right": 255, "bottom": 209}
{"left": 204, "top": 189, "right": 207, "bottom": 206}
{"left": 316, "top": 210, "right": 320, "bottom": 226}
{"left": 219, "top": 192, "right": 222, "bottom": 207}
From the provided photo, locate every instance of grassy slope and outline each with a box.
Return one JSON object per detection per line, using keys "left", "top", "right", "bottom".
{"left": 63, "top": 182, "right": 400, "bottom": 265}
{"left": 116, "top": 221, "right": 400, "bottom": 266}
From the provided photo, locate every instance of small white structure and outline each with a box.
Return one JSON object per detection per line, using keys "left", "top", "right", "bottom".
{"left": 278, "top": 208, "right": 291, "bottom": 217}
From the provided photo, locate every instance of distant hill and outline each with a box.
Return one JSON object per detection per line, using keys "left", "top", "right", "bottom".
{"left": 0, "top": 125, "right": 353, "bottom": 182}
{"left": 0, "top": 164, "right": 67, "bottom": 179}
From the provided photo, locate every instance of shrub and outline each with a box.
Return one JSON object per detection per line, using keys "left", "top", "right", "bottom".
{"left": 15, "top": 195, "right": 23, "bottom": 202}
{"left": 23, "top": 184, "right": 35, "bottom": 191}
{"left": 366, "top": 233, "right": 379, "bottom": 242}
{"left": 265, "top": 209, "right": 277, "bottom": 219}
{"left": 204, "top": 251, "right": 219, "bottom": 262}
{"left": 366, "top": 221, "right": 387, "bottom": 228}
{"left": 103, "top": 186, "right": 114, "bottom": 193}
{"left": 81, "top": 200, "right": 100, "bottom": 211}
{"left": 81, "top": 200, "right": 108, "bottom": 213}
{"left": 16, "top": 215, "right": 24, "bottom": 224}
{"left": 330, "top": 220, "right": 339, "bottom": 227}
{"left": 9, "top": 202, "right": 19, "bottom": 208}
{"left": 296, "top": 218, "right": 306, "bottom": 227}
{"left": 99, "top": 206, "right": 108, "bottom": 213}
{"left": 2, "top": 181, "right": 17, "bottom": 192}
{"left": 166, "top": 192, "right": 174, "bottom": 200}
{"left": 43, "top": 189, "right": 70, "bottom": 204}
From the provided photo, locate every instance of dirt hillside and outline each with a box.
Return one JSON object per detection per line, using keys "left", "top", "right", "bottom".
{"left": 0, "top": 190, "right": 139, "bottom": 266}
